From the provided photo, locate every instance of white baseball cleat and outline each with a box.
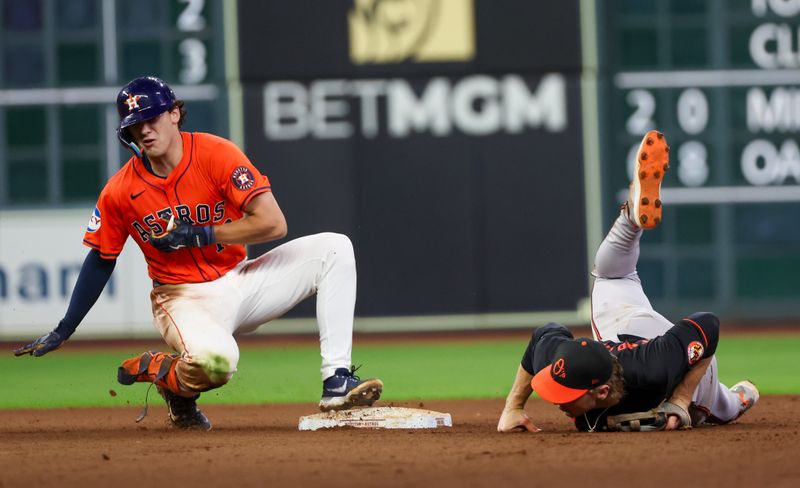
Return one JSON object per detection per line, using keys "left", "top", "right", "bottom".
{"left": 730, "top": 380, "right": 759, "bottom": 420}
{"left": 628, "top": 130, "right": 670, "bottom": 229}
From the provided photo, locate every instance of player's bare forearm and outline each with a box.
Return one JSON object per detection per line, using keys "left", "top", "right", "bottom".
{"left": 214, "top": 192, "right": 288, "bottom": 245}
{"left": 497, "top": 365, "right": 541, "bottom": 433}
{"left": 504, "top": 365, "right": 534, "bottom": 410}
{"left": 669, "top": 356, "right": 712, "bottom": 410}
{"left": 663, "top": 356, "right": 712, "bottom": 430}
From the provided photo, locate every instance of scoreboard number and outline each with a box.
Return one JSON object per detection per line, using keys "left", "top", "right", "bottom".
{"left": 178, "top": 0, "right": 208, "bottom": 85}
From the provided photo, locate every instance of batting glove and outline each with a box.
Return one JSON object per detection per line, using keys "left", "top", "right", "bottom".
{"left": 14, "top": 330, "right": 65, "bottom": 357}
{"left": 149, "top": 216, "right": 215, "bottom": 252}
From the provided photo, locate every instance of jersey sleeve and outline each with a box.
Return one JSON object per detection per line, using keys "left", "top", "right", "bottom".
{"left": 520, "top": 322, "right": 574, "bottom": 376}
{"left": 668, "top": 312, "right": 720, "bottom": 359}
{"left": 209, "top": 137, "right": 271, "bottom": 211}
{"left": 82, "top": 187, "right": 127, "bottom": 259}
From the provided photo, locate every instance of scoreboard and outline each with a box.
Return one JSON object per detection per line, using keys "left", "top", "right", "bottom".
{"left": 0, "top": 0, "right": 228, "bottom": 207}
{"left": 598, "top": 0, "right": 800, "bottom": 320}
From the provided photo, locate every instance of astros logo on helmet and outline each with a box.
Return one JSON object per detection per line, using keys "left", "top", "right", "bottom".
{"left": 125, "top": 95, "right": 142, "bottom": 111}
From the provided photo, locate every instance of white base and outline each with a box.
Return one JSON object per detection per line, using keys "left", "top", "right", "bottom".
{"left": 298, "top": 407, "right": 452, "bottom": 431}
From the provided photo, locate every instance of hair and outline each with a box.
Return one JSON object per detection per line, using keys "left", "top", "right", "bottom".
{"left": 172, "top": 100, "right": 187, "bottom": 128}
{"left": 591, "top": 356, "right": 625, "bottom": 404}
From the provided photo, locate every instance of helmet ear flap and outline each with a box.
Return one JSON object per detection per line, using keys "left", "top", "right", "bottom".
{"left": 117, "top": 127, "right": 142, "bottom": 159}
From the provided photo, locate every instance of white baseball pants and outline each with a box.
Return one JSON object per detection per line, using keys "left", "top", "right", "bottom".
{"left": 149, "top": 232, "right": 356, "bottom": 390}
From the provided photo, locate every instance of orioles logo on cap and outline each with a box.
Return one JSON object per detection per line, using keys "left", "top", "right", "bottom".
{"left": 552, "top": 358, "right": 566, "bottom": 379}
{"left": 125, "top": 95, "right": 142, "bottom": 112}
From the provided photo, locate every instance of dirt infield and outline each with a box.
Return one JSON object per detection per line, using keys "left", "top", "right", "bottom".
{"left": 1, "top": 396, "right": 798, "bottom": 488}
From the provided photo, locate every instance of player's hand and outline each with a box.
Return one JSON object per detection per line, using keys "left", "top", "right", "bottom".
{"left": 13, "top": 330, "right": 65, "bottom": 357}
{"left": 149, "top": 216, "right": 215, "bottom": 252}
{"left": 663, "top": 398, "right": 691, "bottom": 431}
{"left": 665, "top": 415, "right": 681, "bottom": 431}
{"left": 497, "top": 407, "right": 541, "bottom": 433}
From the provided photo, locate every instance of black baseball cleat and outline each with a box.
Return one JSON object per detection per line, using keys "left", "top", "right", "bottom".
{"left": 319, "top": 366, "right": 383, "bottom": 412}
{"left": 157, "top": 386, "right": 212, "bottom": 431}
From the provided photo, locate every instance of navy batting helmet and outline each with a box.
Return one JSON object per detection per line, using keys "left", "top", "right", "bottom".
{"left": 116, "top": 76, "right": 177, "bottom": 156}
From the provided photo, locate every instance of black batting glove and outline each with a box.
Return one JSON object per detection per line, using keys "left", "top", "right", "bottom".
{"left": 149, "top": 217, "right": 215, "bottom": 252}
{"left": 14, "top": 330, "right": 65, "bottom": 357}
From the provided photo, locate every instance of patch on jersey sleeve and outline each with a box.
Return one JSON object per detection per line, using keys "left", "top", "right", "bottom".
{"left": 687, "top": 341, "right": 704, "bottom": 365}
{"left": 87, "top": 207, "right": 102, "bottom": 233}
{"left": 231, "top": 166, "right": 255, "bottom": 190}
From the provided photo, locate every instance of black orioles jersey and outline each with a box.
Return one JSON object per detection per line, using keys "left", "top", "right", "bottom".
{"left": 520, "top": 316, "right": 719, "bottom": 432}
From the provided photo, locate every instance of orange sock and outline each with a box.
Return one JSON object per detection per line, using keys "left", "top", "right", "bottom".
{"left": 118, "top": 351, "right": 183, "bottom": 395}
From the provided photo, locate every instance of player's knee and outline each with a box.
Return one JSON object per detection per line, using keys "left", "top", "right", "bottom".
{"left": 684, "top": 311, "right": 720, "bottom": 355}
{"left": 318, "top": 232, "right": 356, "bottom": 266}
{"left": 176, "top": 348, "right": 239, "bottom": 392}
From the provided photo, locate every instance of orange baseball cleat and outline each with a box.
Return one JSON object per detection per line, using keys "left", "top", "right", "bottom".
{"left": 628, "top": 130, "right": 670, "bottom": 229}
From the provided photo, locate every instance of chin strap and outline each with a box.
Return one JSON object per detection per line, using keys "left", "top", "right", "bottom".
{"left": 127, "top": 141, "right": 143, "bottom": 159}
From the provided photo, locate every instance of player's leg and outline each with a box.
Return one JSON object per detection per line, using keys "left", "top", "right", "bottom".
{"left": 117, "top": 279, "right": 242, "bottom": 429}
{"left": 690, "top": 356, "right": 759, "bottom": 425}
{"left": 233, "top": 232, "right": 356, "bottom": 377}
{"left": 232, "top": 232, "right": 382, "bottom": 410}
{"left": 591, "top": 130, "right": 672, "bottom": 341}
{"left": 149, "top": 280, "right": 242, "bottom": 390}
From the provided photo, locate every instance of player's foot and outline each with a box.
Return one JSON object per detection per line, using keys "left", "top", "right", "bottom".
{"left": 157, "top": 386, "right": 212, "bottom": 431}
{"left": 628, "top": 130, "right": 670, "bottom": 229}
{"left": 730, "top": 380, "right": 759, "bottom": 420}
{"left": 319, "top": 366, "right": 383, "bottom": 412}
{"left": 117, "top": 350, "right": 179, "bottom": 385}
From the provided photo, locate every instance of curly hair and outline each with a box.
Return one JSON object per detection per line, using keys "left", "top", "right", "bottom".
{"left": 590, "top": 355, "right": 625, "bottom": 404}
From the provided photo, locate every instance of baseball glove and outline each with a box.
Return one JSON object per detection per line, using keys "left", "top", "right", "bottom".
{"left": 149, "top": 216, "right": 215, "bottom": 252}
{"left": 606, "top": 401, "right": 692, "bottom": 432}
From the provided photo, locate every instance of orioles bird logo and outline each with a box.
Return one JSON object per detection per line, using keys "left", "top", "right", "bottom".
{"left": 687, "top": 341, "right": 704, "bottom": 365}
{"left": 552, "top": 358, "right": 566, "bottom": 379}
{"left": 125, "top": 95, "right": 142, "bottom": 112}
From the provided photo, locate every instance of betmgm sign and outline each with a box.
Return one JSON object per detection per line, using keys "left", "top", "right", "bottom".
{"left": 237, "top": 0, "right": 588, "bottom": 321}
{"left": 264, "top": 0, "right": 566, "bottom": 141}
{"left": 263, "top": 74, "right": 567, "bottom": 140}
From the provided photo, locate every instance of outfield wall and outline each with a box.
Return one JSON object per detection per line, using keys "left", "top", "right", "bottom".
{"left": 0, "top": 210, "right": 154, "bottom": 339}
{"left": 0, "top": 209, "right": 590, "bottom": 340}
{"left": 0, "top": 1, "right": 596, "bottom": 340}
{"left": 3, "top": 2, "right": 796, "bottom": 341}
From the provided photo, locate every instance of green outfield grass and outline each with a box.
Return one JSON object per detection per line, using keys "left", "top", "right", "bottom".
{"left": 0, "top": 335, "right": 797, "bottom": 409}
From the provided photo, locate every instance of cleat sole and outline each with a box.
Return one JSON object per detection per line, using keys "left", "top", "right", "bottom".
{"left": 319, "top": 379, "right": 384, "bottom": 413}
{"left": 631, "top": 130, "right": 669, "bottom": 229}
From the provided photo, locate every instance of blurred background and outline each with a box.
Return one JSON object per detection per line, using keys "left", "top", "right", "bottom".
{"left": 0, "top": 0, "right": 798, "bottom": 340}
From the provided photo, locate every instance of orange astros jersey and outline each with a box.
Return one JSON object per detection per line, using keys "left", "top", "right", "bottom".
{"left": 83, "top": 132, "right": 271, "bottom": 284}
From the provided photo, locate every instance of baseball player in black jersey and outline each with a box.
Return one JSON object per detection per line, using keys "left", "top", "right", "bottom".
{"left": 498, "top": 130, "right": 759, "bottom": 433}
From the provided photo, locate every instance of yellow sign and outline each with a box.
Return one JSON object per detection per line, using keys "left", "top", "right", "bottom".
{"left": 348, "top": 0, "right": 475, "bottom": 64}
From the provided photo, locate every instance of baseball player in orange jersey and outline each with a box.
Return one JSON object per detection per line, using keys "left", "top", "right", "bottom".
{"left": 14, "top": 76, "right": 383, "bottom": 430}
